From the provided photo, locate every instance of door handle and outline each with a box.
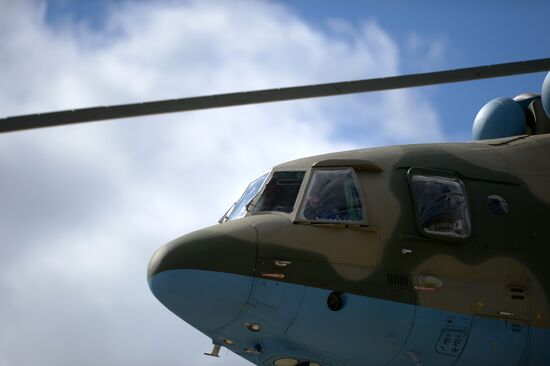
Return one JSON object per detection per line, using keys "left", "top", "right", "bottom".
{"left": 274, "top": 259, "right": 292, "bottom": 267}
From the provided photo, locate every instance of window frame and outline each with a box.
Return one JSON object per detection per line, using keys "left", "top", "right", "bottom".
{"left": 219, "top": 172, "right": 269, "bottom": 223}
{"left": 295, "top": 167, "right": 368, "bottom": 225}
{"left": 407, "top": 167, "right": 472, "bottom": 241}
{"left": 248, "top": 169, "right": 308, "bottom": 217}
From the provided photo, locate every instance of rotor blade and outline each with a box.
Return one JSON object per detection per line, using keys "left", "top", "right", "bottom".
{"left": 2, "top": 57, "right": 550, "bottom": 133}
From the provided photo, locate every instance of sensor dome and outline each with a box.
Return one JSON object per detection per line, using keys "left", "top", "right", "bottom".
{"left": 472, "top": 97, "right": 526, "bottom": 140}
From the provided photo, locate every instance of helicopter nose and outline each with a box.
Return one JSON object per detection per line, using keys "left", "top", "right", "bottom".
{"left": 147, "top": 220, "right": 257, "bottom": 333}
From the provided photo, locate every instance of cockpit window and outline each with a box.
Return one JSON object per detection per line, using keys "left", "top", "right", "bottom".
{"left": 252, "top": 171, "right": 305, "bottom": 214}
{"left": 410, "top": 173, "right": 471, "bottom": 238}
{"left": 220, "top": 173, "right": 267, "bottom": 223}
{"left": 300, "top": 169, "right": 364, "bottom": 222}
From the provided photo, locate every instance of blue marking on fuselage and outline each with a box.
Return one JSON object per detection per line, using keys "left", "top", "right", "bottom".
{"left": 148, "top": 269, "right": 253, "bottom": 333}
{"left": 149, "top": 269, "right": 550, "bottom": 366}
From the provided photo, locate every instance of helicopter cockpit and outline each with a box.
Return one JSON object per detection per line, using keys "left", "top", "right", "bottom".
{"left": 252, "top": 171, "right": 305, "bottom": 214}
{"left": 219, "top": 170, "right": 305, "bottom": 223}
{"left": 218, "top": 173, "right": 268, "bottom": 223}
{"left": 221, "top": 167, "right": 365, "bottom": 225}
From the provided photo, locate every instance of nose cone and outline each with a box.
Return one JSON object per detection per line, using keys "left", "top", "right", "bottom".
{"left": 148, "top": 220, "right": 257, "bottom": 333}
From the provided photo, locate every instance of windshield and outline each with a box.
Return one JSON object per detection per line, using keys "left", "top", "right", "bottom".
{"left": 220, "top": 173, "right": 268, "bottom": 223}
{"left": 252, "top": 171, "right": 305, "bottom": 214}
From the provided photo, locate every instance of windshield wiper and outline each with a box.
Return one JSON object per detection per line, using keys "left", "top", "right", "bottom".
{"left": 218, "top": 203, "right": 236, "bottom": 224}
{"left": 245, "top": 199, "right": 256, "bottom": 213}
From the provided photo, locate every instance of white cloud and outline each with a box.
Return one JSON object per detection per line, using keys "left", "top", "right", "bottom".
{"left": 404, "top": 31, "right": 448, "bottom": 72}
{"left": 0, "top": 1, "right": 444, "bottom": 365}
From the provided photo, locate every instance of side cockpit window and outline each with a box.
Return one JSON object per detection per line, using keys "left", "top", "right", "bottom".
{"left": 300, "top": 169, "right": 364, "bottom": 223}
{"left": 252, "top": 171, "right": 305, "bottom": 213}
{"left": 409, "top": 170, "right": 471, "bottom": 239}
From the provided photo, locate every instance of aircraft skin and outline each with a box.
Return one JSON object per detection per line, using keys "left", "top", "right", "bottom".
{"left": 148, "top": 133, "right": 550, "bottom": 366}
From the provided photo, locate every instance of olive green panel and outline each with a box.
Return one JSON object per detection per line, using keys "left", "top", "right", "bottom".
{"left": 265, "top": 134, "right": 550, "bottom": 328}
{"left": 147, "top": 219, "right": 258, "bottom": 279}
{"left": 468, "top": 180, "right": 526, "bottom": 251}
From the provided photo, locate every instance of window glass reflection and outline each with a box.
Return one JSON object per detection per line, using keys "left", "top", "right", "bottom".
{"left": 220, "top": 173, "right": 267, "bottom": 223}
{"left": 253, "top": 171, "right": 305, "bottom": 214}
{"left": 301, "top": 169, "right": 363, "bottom": 222}
{"left": 412, "top": 174, "right": 470, "bottom": 238}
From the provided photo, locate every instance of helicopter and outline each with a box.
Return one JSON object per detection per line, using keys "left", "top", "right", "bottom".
{"left": 2, "top": 58, "right": 550, "bottom": 366}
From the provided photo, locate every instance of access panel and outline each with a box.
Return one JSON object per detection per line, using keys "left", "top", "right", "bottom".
{"left": 455, "top": 315, "right": 528, "bottom": 366}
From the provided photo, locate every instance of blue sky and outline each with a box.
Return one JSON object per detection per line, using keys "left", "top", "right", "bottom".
{"left": 0, "top": 1, "right": 549, "bottom": 365}
{"left": 43, "top": 0, "right": 550, "bottom": 142}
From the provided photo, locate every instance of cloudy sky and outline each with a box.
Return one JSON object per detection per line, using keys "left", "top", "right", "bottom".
{"left": 0, "top": 1, "right": 549, "bottom": 365}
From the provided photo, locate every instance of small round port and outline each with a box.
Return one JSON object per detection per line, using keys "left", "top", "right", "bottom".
{"left": 327, "top": 291, "right": 343, "bottom": 311}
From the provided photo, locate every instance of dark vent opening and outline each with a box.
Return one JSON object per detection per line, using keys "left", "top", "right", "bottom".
{"left": 387, "top": 273, "right": 409, "bottom": 288}
{"left": 509, "top": 287, "right": 526, "bottom": 301}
